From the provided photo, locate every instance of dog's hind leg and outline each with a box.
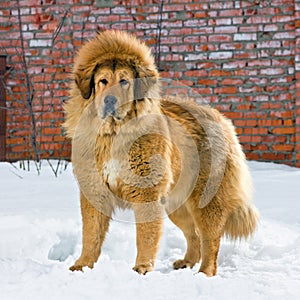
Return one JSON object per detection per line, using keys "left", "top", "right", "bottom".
{"left": 167, "top": 204, "right": 201, "bottom": 270}
{"left": 187, "top": 199, "right": 227, "bottom": 277}
{"left": 70, "top": 192, "right": 112, "bottom": 271}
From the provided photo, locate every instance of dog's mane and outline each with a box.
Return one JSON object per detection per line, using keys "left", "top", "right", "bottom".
{"left": 74, "top": 30, "right": 157, "bottom": 74}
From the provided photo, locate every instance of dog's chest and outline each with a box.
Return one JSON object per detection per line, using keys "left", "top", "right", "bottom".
{"left": 102, "top": 158, "right": 120, "bottom": 188}
{"left": 95, "top": 139, "right": 119, "bottom": 189}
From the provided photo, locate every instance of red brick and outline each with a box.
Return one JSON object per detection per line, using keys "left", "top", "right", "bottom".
{"left": 270, "top": 111, "right": 294, "bottom": 118}
{"left": 194, "top": 12, "right": 208, "bottom": 18}
{"left": 272, "top": 15, "right": 294, "bottom": 23}
{"left": 43, "top": 112, "right": 64, "bottom": 120}
{"left": 246, "top": 153, "right": 261, "bottom": 160}
{"left": 171, "top": 45, "right": 194, "bottom": 52}
{"left": 40, "top": 143, "right": 61, "bottom": 151}
{"left": 260, "top": 102, "right": 282, "bottom": 110}
{"left": 234, "top": 69, "right": 258, "bottom": 77}
{"left": 239, "top": 86, "right": 262, "bottom": 93}
{"left": 244, "top": 128, "right": 268, "bottom": 135}
{"left": 160, "top": 71, "right": 183, "bottom": 78}
{"left": 37, "top": 136, "right": 54, "bottom": 143}
{"left": 237, "top": 135, "right": 251, "bottom": 143}
{"left": 260, "top": 68, "right": 285, "bottom": 76}
{"left": 223, "top": 61, "right": 246, "bottom": 69}
{"left": 223, "top": 112, "right": 243, "bottom": 119}
{"left": 197, "top": 79, "right": 218, "bottom": 86}
{"left": 235, "top": 104, "right": 253, "bottom": 111}
{"left": 170, "top": 28, "right": 192, "bottom": 36}
{"left": 11, "top": 145, "right": 28, "bottom": 153}
{"left": 185, "top": 4, "right": 208, "bottom": 10}
{"left": 250, "top": 144, "right": 269, "bottom": 151}
{"left": 53, "top": 136, "right": 66, "bottom": 143}
{"left": 215, "top": 87, "right": 238, "bottom": 94}
{"left": 263, "top": 135, "right": 287, "bottom": 143}
{"left": 248, "top": 60, "right": 271, "bottom": 67}
{"left": 272, "top": 144, "right": 294, "bottom": 152}
{"left": 183, "top": 35, "right": 201, "bottom": 43}
{"left": 213, "top": 104, "right": 231, "bottom": 111}
{"left": 208, "top": 35, "right": 232, "bottom": 42}
{"left": 185, "top": 70, "right": 207, "bottom": 77}
{"left": 251, "top": 136, "right": 262, "bottom": 143}
{"left": 42, "top": 128, "right": 62, "bottom": 135}
{"left": 262, "top": 153, "right": 286, "bottom": 161}
{"left": 221, "top": 96, "right": 243, "bottom": 103}
{"left": 245, "top": 95, "right": 269, "bottom": 102}
{"left": 257, "top": 40, "right": 282, "bottom": 49}
{"left": 272, "top": 127, "right": 296, "bottom": 135}
{"left": 245, "top": 120, "right": 257, "bottom": 126}
{"left": 209, "top": 70, "right": 232, "bottom": 77}
{"left": 163, "top": 4, "right": 184, "bottom": 11}
{"left": 258, "top": 119, "right": 283, "bottom": 127}
{"left": 184, "top": 19, "right": 207, "bottom": 27}
{"left": 6, "top": 138, "right": 26, "bottom": 145}
{"left": 235, "top": 127, "right": 243, "bottom": 135}
{"left": 197, "top": 62, "right": 217, "bottom": 69}
{"left": 192, "top": 87, "right": 213, "bottom": 95}
{"left": 179, "top": 79, "right": 193, "bottom": 86}
{"left": 219, "top": 9, "right": 243, "bottom": 17}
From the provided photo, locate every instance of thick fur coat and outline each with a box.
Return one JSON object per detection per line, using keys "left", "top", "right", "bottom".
{"left": 64, "top": 30, "right": 259, "bottom": 276}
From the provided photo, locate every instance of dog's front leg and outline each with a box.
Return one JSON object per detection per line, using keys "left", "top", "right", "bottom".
{"left": 70, "top": 192, "right": 112, "bottom": 271}
{"left": 132, "top": 206, "right": 163, "bottom": 274}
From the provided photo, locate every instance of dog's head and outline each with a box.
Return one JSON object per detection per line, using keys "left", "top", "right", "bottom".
{"left": 73, "top": 30, "right": 160, "bottom": 124}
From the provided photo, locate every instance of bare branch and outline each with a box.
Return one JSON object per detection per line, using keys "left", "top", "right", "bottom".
{"left": 155, "top": 0, "right": 164, "bottom": 70}
{"left": 52, "top": 9, "right": 69, "bottom": 45}
{"left": 17, "top": 0, "right": 40, "bottom": 164}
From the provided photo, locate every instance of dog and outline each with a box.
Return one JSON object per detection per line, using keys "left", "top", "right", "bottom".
{"left": 64, "top": 30, "right": 259, "bottom": 277}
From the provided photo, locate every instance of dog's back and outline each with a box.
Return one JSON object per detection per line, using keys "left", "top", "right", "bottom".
{"left": 161, "top": 97, "right": 259, "bottom": 239}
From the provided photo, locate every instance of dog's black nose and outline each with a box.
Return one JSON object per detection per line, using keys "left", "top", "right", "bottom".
{"left": 104, "top": 95, "right": 117, "bottom": 107}
{"left": 103, "top": 95, "right": 117, "bottom": 117}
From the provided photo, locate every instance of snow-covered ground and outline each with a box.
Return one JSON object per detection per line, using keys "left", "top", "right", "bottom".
{"left": 0, "top": 160, "right": 300, "bottom": 300}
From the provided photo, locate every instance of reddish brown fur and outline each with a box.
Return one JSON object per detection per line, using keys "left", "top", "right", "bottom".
{"left": 64, "top": 30, "right": 259, "bottom": 276}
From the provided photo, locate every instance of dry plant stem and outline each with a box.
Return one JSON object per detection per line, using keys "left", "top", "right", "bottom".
{"left": 17, "top": 1, "right": 40, "bottom": 167}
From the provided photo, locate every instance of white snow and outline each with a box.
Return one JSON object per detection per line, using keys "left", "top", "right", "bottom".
{"left": 0, "top": 160, "right": 300, "bottom": 300}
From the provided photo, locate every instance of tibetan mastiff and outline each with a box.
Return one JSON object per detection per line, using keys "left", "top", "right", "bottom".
{"left": 64, "top": 30, "right": 259, "bottom": 276}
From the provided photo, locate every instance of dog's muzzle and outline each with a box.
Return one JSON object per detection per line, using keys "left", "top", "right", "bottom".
{"left": 103, "top": 95, "right": 117, "bottom": 118}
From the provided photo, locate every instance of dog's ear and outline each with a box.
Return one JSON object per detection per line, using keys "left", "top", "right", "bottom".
{"left": 134, "top": 65, "right": 159, "bottom": 101}
{"left": 74, "top": 64, "right": 98, "bottom": 99}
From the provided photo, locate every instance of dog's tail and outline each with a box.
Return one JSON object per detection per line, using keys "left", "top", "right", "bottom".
{"left": 224, "top": 204, "right": 259, "bottom": 240}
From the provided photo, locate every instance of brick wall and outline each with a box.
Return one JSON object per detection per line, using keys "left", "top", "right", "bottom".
{"left": 0, "top": 0, "right": 299, "bottom": 167}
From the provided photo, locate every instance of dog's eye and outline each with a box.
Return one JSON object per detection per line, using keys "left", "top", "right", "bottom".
{"left": 100, "top": 79, "right": 108, "bottom": 85}
{"left": 120, "top": 79, "right": 129, "bottom": 87}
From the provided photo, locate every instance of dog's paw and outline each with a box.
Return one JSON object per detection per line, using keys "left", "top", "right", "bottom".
{"left": 69, "top": 260, "right": 94, "bottom": 272}
{"left": 133, "top": 263, "right": 153, "bottom": 275}
{"left": 173, "top": 259, "right": 195, "bottom": 270}
{"left": 69, "top": 264, "right": 84, "bottom": 272}
{"left": 199, "top": 264, "right": 217, "bottom": 277}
